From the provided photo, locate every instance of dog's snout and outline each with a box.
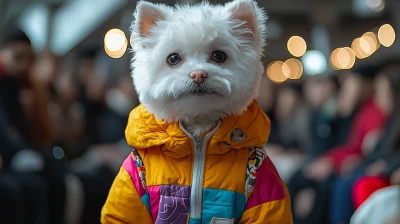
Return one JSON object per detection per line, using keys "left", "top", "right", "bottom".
{"left": 189, "top": 70, "right": 208, "bottom": 84}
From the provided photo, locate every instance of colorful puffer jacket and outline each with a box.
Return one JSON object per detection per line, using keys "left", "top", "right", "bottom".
{"left": 101, "top": 101, "right": 292, "bottom": 224}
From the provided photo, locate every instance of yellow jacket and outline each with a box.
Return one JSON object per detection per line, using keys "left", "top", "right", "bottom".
{"left": 101, "top": 101, "right": 292, "bottom": 224}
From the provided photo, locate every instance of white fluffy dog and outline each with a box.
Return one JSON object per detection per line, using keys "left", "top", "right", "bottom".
{"left": 130, "top": 0, "right": 267, "bottom": 136}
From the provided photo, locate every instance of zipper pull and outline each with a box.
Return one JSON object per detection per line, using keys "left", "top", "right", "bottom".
{"left": 196, "top": 139, "right": 204, "bottom": 152}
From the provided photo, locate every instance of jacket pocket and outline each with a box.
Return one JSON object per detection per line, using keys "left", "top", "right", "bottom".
{"left": 155, "top": 185, "right": 191, "bottom": 224}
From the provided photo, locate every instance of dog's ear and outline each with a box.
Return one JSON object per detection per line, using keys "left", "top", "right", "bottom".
{"left": 225, "top": 0, "right": 258, "bottom": 37}
{"left": 133, "top": 1, "right": 167, "bottom": 37}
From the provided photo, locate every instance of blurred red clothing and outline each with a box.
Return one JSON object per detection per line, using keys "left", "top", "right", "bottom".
{"left": 0, "top": 60, "right": 4, "bottom": 78}
{"left": 325, "top": 98, "right": 387, "bottom": 172}
{"left": 352, "top": 176, "right": 390, "bottom": 209}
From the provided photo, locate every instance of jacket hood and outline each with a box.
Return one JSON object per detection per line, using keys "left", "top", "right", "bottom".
{"left": 125, "top": 101, "right": 271, "bottom": 158}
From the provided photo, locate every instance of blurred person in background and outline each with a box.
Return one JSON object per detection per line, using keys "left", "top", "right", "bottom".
{"left": 64, "top": 51, "right": 137, "bottom": 223}
{"left": 278, "top": 73, "right": 340, "bottom": 224}
{"left": 303, "top": 75, "right": 340, "bottom": 160}
{"left": 101, "top": 74, "right": 139, "bottom": 143}
{"left": 65, "top": 49, "right": 112, "bottom": 223}
{"left": 0, "top": 28, "right": 68, "bottom": 224}
{"left": 0, "top": 28, "right": 35, "bottom": 145}
{"left": 328, "top": 63, "right": 400, "bottom": 224}
{"left": 256, "top": 76, "right": 280, "bottom": 144}
{"left": 288, "top": 65, "right": 386, "bottom": 224}
{"left": 0, "top": 28, "right": 50, "bottom": 224}
{"left": 0, "top": 103, "right": 26, "bottom": 224}
{"left": 76, "top": 48, "right": 109, "bottom": 147}
{"left": 334, "top": 63, "right": 400, "bottom": 221}
{"left": 28, "top": 49, "right": 59, "bottom": 148}
{"left": 29, "top": 48, "right": 68, "bottom": 224}
{"left": 264, "top": 82, "right": 311, "bottom": 182}
{"left": 52, "top": 69, "right": 86, "bottom": 159}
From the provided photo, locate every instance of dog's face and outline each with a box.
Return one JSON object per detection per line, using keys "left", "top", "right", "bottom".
{"left": 131, "top": 0, "right": 267, "bottom": 122}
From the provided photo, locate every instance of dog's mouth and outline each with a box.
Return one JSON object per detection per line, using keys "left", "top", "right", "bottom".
{"left": 189, "top": 89, "right": 213, "bottom": 95}
{"left": 177, "top": 87, "right": 225, "bottom": 99}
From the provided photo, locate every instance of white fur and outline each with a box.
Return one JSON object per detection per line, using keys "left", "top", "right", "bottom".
{"left": 130, "top": 0, "right": 267, "bottom": 136}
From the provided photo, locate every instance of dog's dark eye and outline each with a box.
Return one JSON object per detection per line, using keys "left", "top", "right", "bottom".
{"left": 166, "top": 53, "right": 182, "bottom": 66}
{"left": 211, "top": 51, "right": 227, "bottom": 63}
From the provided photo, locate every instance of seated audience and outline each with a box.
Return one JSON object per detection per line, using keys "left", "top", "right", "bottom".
{"left": 288, "top": 65, "right": 386, "bottom": 224}
{"left": 329, "top": 62, "right": 400, "bottom": 224}
{"left": 264, "top": 82, "right": 311, "bottom": 181}
{"left": 0, "top": 28, "right": 51, "bottom": 224}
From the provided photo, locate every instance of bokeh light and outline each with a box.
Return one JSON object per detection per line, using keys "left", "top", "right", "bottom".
{"left": 352, "top": 38, "right": 370, "bottom": 59}
{"left": 52, "top": 146, "right": 65, "bottom": 160}
{"left": 301, "top": 50, "right": 327, "bottom": 76}
{"left": 362, "top": 32, "right": 380, "bottom": 52}
{"left": 287, "top": 36, "right": 307, "bottom": 57}
{"left": 330, "top": 48, "right": 341, "bottom": 70}
{"left": 283, "top": 58, "right": 303, "bottom": 79}
{"left": 343, "top": 47, "right": 356, "bottom": 69}
{"left": 337, "top": 48, "right": 350, "bottom": 69}
{"left": 378, "top": 24, "right": 396, "bottom": 47}
{"left": 331, "top": 47, "right": 356, "bottom": 70}
{"left": 266, "top": 61, "right": 289, "bottom": 84}
{"left": 367, "top": 0, "right": 385, "bottom": 12}
{"left": 359, "top": 37, "right": 373, "bottom": 55}
{"left": 104, "top": 28, "right": 128, "bottom": 58}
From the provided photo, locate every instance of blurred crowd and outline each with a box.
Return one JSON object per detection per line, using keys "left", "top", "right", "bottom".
{"left": 0, "top": 28, "right": 399, "bottom": 224}
{"left": 258, "top": 59, "right": 400, "bottom": 223}
{"left": 0, "top": 28, "right": 139, "bottom": 224}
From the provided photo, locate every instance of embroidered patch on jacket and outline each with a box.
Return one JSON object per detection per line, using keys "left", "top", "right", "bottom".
{"left": 245, "top": 146, "right": 267, "bottom": 200}
{"left": 230, "top": 128, "right": 247, "bottom": 142}
{"left": 131, "top": 148, "right": 147, "bottom": 191}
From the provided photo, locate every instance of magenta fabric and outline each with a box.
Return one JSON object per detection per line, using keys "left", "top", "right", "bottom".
{"left": 245, "top": 157, "right": 285, "bottom": 210}
{"left": 148, "top": 185, "right": 161, "bottom": 221}
{"left": 122, "top": 155, "right": 146, "bottom": 197}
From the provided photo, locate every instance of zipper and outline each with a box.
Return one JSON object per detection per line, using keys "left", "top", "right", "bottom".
{"left": 179, "top": 121, "right": 221, "bottom": 220}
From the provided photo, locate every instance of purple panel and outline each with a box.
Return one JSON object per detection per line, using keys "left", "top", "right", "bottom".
{"left": 155, "top": 185, "right": 191, "bottom": 224}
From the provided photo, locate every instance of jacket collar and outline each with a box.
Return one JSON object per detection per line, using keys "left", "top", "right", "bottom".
{"left": 125, "top": 101, "right": 271, "bottom": 158}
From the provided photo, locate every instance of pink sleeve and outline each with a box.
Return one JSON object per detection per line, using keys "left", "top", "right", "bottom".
{"left": 239, "top": 157, "right": 292, "bottom": 223}
{"left": 245, "top": 157, "right": 286, "bottom": 209}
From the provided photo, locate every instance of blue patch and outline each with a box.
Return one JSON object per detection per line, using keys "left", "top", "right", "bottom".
{"left": 141, "top": 192, "right": 151, "bottom": 212}
{"left": 201, "top": 188, "right": 246, "bottom": 224}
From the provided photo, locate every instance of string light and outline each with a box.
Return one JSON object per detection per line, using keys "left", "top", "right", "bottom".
{"left": 362, "top": 32, "right": 380, "bottom": 52}
{"left": 266, "top": 61, "right": 289, "bottom": 84}
{"left": 287, "top": 36, "right": 307, "bottom": 57}
{"left": 330, "top": 47, "right": 356, "bottom": 70}
{"left": 283, "top": 58, "right": 303, "bottom": 79}
{"left": 343, "top": 47, "right": 356, "bottom": 69}
{"left": 337, "top": 48, "right": 356, "bottom": 69}
{"left": 352, "top": 38, "right": 370, "bottom": 59}
{"left": 104, "top": 28, "right": 128, "bottom": 59}
{"left": 337, "top": 48, "right": 350, "bottom": 69}
{"left": 330, "top": 48, "right": 341, "bottom": 70}
{"left": 330, "top": 24, "right": 394, "bottom": 71}
{"left": 378, "top": 24, "right": 396, "bottom": 47}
